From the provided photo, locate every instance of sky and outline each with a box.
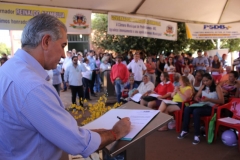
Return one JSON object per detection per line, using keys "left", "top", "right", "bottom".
{"left": 0, "top": 30, "right": 11, "bottom": 47}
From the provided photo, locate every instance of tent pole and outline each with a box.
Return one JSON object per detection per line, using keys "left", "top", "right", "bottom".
{"left": 131, "top": 0, "right": 146, "bottom": 14}
{"left": 218, "top": 0, "right": 229, "bottom": 24}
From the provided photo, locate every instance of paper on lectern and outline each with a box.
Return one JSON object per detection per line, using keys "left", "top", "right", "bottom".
{"left": 82, "top": 109, "right": 159, "bottom": 141}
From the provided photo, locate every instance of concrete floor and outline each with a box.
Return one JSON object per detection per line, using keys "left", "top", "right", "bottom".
{"left": 59, "top": 89, "right": 240, "bottom": 160}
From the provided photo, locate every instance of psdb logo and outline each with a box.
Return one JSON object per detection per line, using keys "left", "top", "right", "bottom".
{"left": 203, "top": 25, "right": 231, "bottom": 30}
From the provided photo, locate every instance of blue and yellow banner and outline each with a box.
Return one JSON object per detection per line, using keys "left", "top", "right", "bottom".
{"left": 186, "top": 23, "right": 240, "bottom": 39}
{"left": 0, "top": 3, "right": 91, "bottom": 34}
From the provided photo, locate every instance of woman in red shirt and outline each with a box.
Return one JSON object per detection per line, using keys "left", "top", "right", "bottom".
{"left": 140, "top": 72, "right": 174, "bottom": 108}
{"left": 145, "top": 56, "right": 156, "bottom": 85}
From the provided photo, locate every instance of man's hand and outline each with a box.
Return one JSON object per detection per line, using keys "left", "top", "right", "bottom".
{"left": 112, "top": 117, "right": 131, "bottom": 140}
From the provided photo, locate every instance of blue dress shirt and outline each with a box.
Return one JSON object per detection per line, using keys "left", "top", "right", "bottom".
{"left": 87, "top": 56, "right": 96, "bottom": 70}
{"left": 52, "top": 65, "right": 62, "bottom": 85}
{"left": 0, "top": 49, "right": 101, "bottom": 159}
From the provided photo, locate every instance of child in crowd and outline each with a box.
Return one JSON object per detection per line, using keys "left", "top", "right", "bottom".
{"left": 173, "top": 73, "right": 181, "bottom": 87}
{"left": 122, "top": 76, "right": 138, "bottom": 101}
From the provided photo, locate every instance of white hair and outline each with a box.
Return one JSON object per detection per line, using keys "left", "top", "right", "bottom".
{"left": 21, "top": 13, "right": 67, "bottom": 48}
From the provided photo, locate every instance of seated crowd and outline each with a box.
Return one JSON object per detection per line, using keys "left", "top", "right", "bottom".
{"left": 115, "top": 50, "right": 240, "bottom": 145}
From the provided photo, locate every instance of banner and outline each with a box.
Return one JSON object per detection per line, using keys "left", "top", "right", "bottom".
{"left": 0, "top": 3, "right": 91, "bottom": 34}
{"left": 108, "top": 12, "right": 177, "bottom": 41}
{"left": 186, "top": 23, "right": 240, "bottom": 39}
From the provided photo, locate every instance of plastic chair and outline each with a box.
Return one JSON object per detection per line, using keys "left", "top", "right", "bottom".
{"left": 175, "top": 99, "right": 218, "bottom": 140}
{"left": 214, "top": 98, "right": 240, "bottom": 150}
{"left": 199, "top": 104, "right": 219, "bottom": 140}
{"left": 173, "top": 100, "right": 193, "bottom": 133}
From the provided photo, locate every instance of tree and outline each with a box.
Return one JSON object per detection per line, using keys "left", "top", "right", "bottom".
{"left": 220, "top": 39, "right": 240, "bottom": 52}
{"left": 91, "top": 14, "right": 239, "bottom": 54}
{"left": 0, "top": 43, "right": 11, "bottom": 56}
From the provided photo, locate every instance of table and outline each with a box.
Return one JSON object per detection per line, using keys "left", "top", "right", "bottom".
{"left": 103, "top": 101, "right": 173, "bottom": 160}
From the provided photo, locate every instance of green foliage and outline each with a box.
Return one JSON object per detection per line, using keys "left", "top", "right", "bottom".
{"left": 91, "top": 13, "right": 240, "bottom": 54}
{"left": 220, "top": 39, "right": 240, "bottom": 52}
{"left": 0, "top": 43, "right": 11, "bottom": 56}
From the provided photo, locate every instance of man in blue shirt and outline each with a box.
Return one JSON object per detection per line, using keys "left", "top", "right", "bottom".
{"left": 0, "top": 14, "right": 131, "bottom": 159}
{"left": 87, "top": 50, "right": 98, "bottom": 97}
{"left": 192, "top": 50, "right": 209, "bottom": 74}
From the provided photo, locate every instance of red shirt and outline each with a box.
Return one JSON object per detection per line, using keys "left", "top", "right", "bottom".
{"left": 154, "top": 81, "right": 174, "bottom": 95}
{"left": 145, "top": 62, "right": 155, "bottom": 74}
{"left": 110, "top": 63, "right": 129, "bottom": 83}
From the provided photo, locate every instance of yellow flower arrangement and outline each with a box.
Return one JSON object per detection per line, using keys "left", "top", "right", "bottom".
{"left": 66, "top": 95, "right": 122, "bottom": 126}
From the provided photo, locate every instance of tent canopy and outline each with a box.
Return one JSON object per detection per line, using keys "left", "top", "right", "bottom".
{"left": 2, "top": 0, "right": 240, "bottom": 24}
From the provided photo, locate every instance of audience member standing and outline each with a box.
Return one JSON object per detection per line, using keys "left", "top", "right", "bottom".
{"left": 181, "top": 58, "right": 193, "bottom": 74}
{"left": 156, "top": 54, "right": 165, "bottom": 84}
{"left": 52, "top": 64, "right": 62, "bottom": 95}
{"left": 211, "top": 55, "right": 222, "bottom": 83}
{"left": 164, "top": 56, "right": 176, "bottom": 82}
{"left": 82, "top": 58, "right": 93, "bottom": 100}
{"left": 233, "top": 51, "right": 240, "bottom": 70}
{"left": 64, "top": 56, "right": 85, "bottom": 106}
{"left": 110, "top": 56, "right": 129, "bottom": 103}
{"left": 62, "top": 51, "right": 72, "bottom": 92}
{"left": 100, "top": 56, "right": 111, "bottom": 72}
{"left": 221, "top": 54, "right": 228, "bottom": 75}
{"left": 175, "top": 55, "right": 183, "bottom": 75}
{"left": 87, "top": 50, "right": 97, "bottom": 97}
{"left": 127, "top": 52, "right": 146, "bottom": 86}
{"left": 78, "top": 52, "right": 83, "bottom": 64}
{"left": 192, "top": 50, "right": 209, "bottom": 74}
{"left": 94, "top": 55, "right": 101, "bottom": 93}
{"left": 145, "top": 56, "right": 156, "bottom": 85}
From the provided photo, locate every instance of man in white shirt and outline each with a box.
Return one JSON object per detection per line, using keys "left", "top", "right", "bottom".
{"left": 78, "top": 52, "right": 83, "bottom": 64}
{"left": 64, "top": 56, "right": 86, "bottom": 106}
{"left": 62, "top": 51, "right": 72, "bottom": 91}
{"left": 62, "top": 51, "right": 72, "bottom": 70}
{"left": 127, "top": 52, "right": 146, "bottom": 86}
{"left": 131, "top": 75, "right": 154, "bottom": 97}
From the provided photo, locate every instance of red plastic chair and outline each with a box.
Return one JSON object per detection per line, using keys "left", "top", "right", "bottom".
{"left": 174, "top": 99, "right": 218, "bottom": 140}
{"left": 199, "top": 104, "right": 219, "bottom": 140}
{"left": 173, "top": 100, "right": 193, "bottom": 133}
{"left": 214, "top": 98, "right": 240, "bottom": 150}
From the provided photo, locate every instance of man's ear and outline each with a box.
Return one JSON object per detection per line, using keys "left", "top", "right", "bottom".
{"left": 41, "top": 34, "right": 51, "bottom": 50}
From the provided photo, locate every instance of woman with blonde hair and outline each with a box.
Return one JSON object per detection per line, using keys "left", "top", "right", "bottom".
{"left": 158, "top": 76, "right": 194, "bottom": 131}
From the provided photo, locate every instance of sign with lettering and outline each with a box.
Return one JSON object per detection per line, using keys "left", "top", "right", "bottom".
{"left": 0, "top": 3, "right": 91, "bottom": 34}
{"left": 185, "top": 23, "right": 240, "bottom": 39}
{"left": 108, "top": 12, "right": 177, "bottom": 40}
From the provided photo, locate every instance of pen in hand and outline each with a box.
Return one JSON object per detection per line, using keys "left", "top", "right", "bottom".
{"left": 117, "top": 116, "right": 121, "bottom": 120}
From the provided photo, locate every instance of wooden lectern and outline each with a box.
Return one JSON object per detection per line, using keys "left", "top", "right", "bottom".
{"left": 103, "top": 101, "right": 173, "bottom": 160}
{"left": 102, "top": 70, "right": 115, "bottom": 96}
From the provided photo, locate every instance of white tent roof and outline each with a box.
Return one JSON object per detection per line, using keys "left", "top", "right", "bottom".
{"left": 2, "top": 0, "right": 240, "bottom": 24}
